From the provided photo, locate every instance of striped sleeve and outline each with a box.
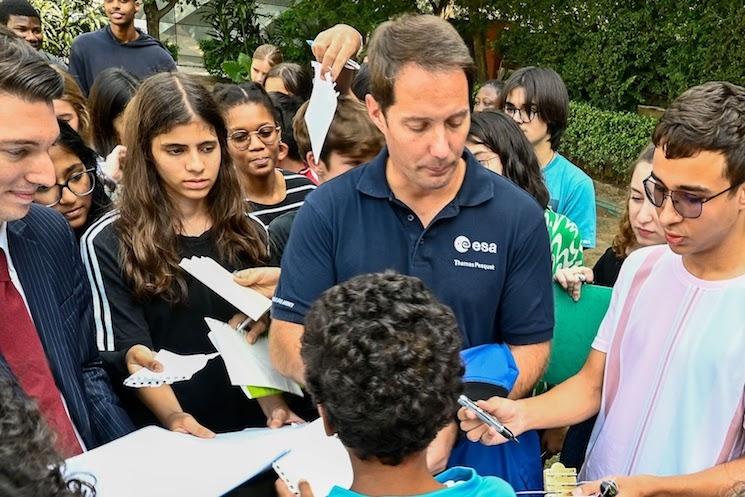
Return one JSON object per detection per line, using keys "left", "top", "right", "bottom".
{"left": 249, "top": 171, "right": 317, "bottom": 225}
{"left": 79, "top": 211, "right": 153, "bottom": 355}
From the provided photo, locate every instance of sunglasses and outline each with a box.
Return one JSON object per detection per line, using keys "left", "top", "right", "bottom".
{"left": 643, "top": 175, "right": 737, "bottom": 219}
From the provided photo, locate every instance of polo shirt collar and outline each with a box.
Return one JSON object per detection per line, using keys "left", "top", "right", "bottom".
{"left": 356, "top": 147, "right": 495, "bottom": 207}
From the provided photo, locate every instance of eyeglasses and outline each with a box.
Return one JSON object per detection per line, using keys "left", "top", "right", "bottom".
{"left": 643, "top": 176, "right": 737, "bottom": 219}
{"left": 476, "top": 154, "right": 501, "bottom": 171}
{"left": 35, "top": 168, "right": 96, "bottom": 207}
{"left": 504, "top": 103, "right": 538, "bottom": 123}
{"left": 228, "top": 125, "right": 280, "bottom": 151}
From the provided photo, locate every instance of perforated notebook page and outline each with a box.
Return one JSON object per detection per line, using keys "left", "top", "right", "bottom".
{"left": 123, "top": 349, "right": 218, "bottom": 388}
{"left": 179, "top": 256, "right": 272, "bottom": 321}
{"left": 272, "top": 419, "right": 353, "bottom": 497}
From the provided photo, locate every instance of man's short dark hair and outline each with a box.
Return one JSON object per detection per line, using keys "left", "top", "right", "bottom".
{"left": 653, "top": 81, "right": 745, "bottom": 189}
{"left": 501, "top": 66, "right": 569, "bottom": 150}
{"left": 367, "top": 14, "right": 476, "bottom": 113}
{"left": 0, "top": 25, "right": 62, "bottom": 101}
{"left": 0, "top": 0, "right": 40, "bottom": 25}
{"left": 302, "top": 272, "right": 464, "bottom": 466}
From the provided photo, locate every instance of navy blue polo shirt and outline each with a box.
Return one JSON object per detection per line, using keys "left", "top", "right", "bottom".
{"left": 272, "top": 148, "right": 554, "bottom": 348}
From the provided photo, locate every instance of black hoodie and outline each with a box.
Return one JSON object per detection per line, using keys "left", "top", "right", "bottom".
{"left": 69, "top": 26, "right": 176, "bottom": 95}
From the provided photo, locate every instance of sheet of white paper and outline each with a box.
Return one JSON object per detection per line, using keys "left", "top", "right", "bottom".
{"left": 206, "top": 318, "right": 303, "bottom": 396}
{"left": 272, "top": 419, "right": 353, "bottom": 497}
{"left": 64, "top": 425, "right": 293, "bottom": 497}
{"left": 123, "top": 349, "right": 218, "bottom": 388}
{"left": 304, "top": 61, "right": 339, "bottom": 162}
{"left": 179, "top": 256, "right": 272, "bottom": 321}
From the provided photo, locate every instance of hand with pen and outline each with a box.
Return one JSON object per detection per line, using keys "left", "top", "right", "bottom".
{"left": 457, "top": 396, "right": 526, "bottom": 446}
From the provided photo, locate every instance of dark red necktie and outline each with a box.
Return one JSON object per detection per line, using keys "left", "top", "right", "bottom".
{"left": 0, "top": 248, "right": 83, "bottom": 457}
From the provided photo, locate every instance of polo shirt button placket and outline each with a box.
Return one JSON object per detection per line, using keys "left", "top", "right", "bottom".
{"left": 407, "top": 214, "right": 415, "bottom": 222}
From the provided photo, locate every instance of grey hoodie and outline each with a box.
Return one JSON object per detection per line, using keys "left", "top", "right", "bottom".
{"left": 69, "top": 25, "right": 176, "bottom": 95}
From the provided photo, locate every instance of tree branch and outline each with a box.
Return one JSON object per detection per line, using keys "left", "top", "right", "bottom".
{"left": 156, "top": 0, "right": 179, "bottom": 19}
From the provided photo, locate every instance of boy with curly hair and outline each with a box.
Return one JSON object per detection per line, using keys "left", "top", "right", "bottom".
{"left": 276, "top": 272, "right": 516, "bottom": 497}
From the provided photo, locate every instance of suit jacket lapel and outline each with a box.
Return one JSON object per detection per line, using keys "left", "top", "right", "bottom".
{"left": 6, "top": 218, "right": 93, "bottom": 444}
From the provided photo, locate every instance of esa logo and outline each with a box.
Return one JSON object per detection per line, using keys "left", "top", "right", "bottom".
{"left": 453, "top": 235, "right": 497, "bottom": 254}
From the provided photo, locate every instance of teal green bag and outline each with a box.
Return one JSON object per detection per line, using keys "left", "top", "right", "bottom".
{"left": 542, "top": 283, "right": 613, "bottom": 386}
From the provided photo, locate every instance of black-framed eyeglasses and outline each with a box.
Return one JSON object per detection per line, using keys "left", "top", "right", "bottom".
{"left": 228, "top": 125, "right": 280, "bottom": 151}
{"left": 503, "top": 103, "right": 538, "bottom": 123}
{"left": 34, "top": 168, "right": 96, "bottom": 207}
{"left": 643, "top": 175, "right": 737, "bottom": 219}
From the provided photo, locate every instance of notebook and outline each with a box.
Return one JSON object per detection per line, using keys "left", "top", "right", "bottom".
{"left": 272, "top": 419, "right": 353, "bottom": 497}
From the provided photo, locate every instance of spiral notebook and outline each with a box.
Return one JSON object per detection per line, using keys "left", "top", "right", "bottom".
{"left": 272, "top": 419, "right": 353, "bottom": 497}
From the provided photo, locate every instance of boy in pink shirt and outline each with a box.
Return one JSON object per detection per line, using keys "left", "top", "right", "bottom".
{"left": 460, "top": 81, "right": 745, "bottom": 497}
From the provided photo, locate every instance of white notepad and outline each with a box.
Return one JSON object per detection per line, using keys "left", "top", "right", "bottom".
{"left": 206, "top": 318, "right": 303, "bottom": 396}
{"left": 123, "top": 349, "right": 218, "bottom": 388}
{"left": 179, "top": 256, "right": 272, "bottom": 321}
{"left": 272, "top": 419, "right": 353, "bottom": 497}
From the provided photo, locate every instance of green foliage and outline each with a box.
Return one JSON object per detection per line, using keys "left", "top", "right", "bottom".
{"left": 199, "top": 0, "right": 265, "bottom": 78}
{"left": 31, "top": 0, "right": 107, "bottom": 58}
{"left": 163, "top": 39, "right": 179, "bottom": 62}
{"left": 267, "top": 0, "right": 421, "bottom": 62}
{"left": 561, "top": 101, "right": 657, "bottom": 185}
{"left": 222, "top": 53, "right": 253, "bottom": 83}
{"left": 498, "top": 1, "right": 745, "bottom": 111}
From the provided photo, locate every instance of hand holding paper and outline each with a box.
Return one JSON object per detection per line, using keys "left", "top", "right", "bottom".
{"left": 123, "top": 349, "right": 218, "bottom": 388}
{"left": 310, "top": 24, "right": 362, "bottom": 80}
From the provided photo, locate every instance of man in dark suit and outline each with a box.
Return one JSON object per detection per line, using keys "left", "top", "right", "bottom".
{"left": 0, "top": 25, "right": 133, "bottom": 456}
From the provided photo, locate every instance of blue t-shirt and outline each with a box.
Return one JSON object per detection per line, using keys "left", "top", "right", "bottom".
{"left": 327, "top": 467, "right": 516, "bottom": 497}
{"left": 272, "top": 148, "right": 554, "bottom": 349}
{"left": 543, "top": 153, "right": 596, "bottom": 248}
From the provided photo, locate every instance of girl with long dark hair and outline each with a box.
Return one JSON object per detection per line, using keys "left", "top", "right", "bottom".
{"left": 81, "top": 72, "right": 300, "bottom": 435}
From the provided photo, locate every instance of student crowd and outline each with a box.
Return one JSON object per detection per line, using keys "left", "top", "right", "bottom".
{"left": 1, "top": 0, "right": 744, "bottom": 496}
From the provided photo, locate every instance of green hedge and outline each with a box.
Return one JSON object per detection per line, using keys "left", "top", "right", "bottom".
{"left": 560, "top": 101, "right": 657, "bottom": 186}
{"left": 499, "top": 1, "right": 745, "bottom": 112}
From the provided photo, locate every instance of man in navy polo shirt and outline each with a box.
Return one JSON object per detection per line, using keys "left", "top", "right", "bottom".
{"left": 269, "top": 14, "right": 553, "bottom": 472}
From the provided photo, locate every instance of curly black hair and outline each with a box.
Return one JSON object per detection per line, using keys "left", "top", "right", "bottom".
{"left": 302, "top": 272, "right": 464, "bottom": 466}
{"left": 0, "top": 367, "right": 93, "bottom": 496}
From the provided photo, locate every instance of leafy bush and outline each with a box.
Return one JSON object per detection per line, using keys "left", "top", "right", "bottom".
{"left": 222, "top": 53, "right": 253, "bottom": 83}
{"left": 499, "top": 1, "right": 745, "bottom": 112}
{"left": 561, "top": 101, "right": 657, "bottom": 185}
{"left": 199, "top": 0, "right": 264, "bottom": 79}
{"left": 31, "top": 0, "right": 107, "bottom": 59}
{"left": 163, "top": 39, "right": 179, "bottom": 62}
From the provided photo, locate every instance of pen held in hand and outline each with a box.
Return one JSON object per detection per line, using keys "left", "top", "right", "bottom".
{"left": 457, "top": 394, "right": 520, "bottom": 444}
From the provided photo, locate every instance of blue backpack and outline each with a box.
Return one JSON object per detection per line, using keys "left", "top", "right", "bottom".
{"left": 447, "top": 343, "right": 543, "bottom": 492}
